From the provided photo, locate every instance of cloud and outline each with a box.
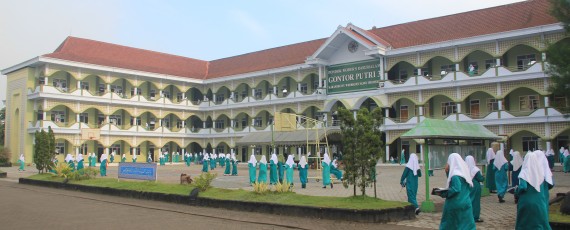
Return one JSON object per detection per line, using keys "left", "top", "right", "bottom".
{"left": 229, "top": 9, "right": 269, "bottom": 39}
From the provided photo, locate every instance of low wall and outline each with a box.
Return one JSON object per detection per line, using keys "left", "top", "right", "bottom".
{"left": 19, "top": 178, "right": 415, "bottom": 223}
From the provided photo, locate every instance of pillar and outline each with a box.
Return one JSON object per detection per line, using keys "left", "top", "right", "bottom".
{"left": 76, "top": 114, "right": 80, "bottom": 123}
{"left": 106, "top": 84, "right": 111, "bottom": 92}
{"left": 133, "top": 87, "right": 138, "bottom": 95}
{"left": 420, "top": 145, "right": 424, "bottom": 162}
{"left": 43, "top": 111, "right": 47, "bottom": 120}
{"left": 385, "top": 145, "right": 390, "bottom": 162}
{"left": 417, "top": 68, "right": 422, "bottom": 76}
{"left": 203, "top": 121, "right": 206, "bottom": 129}
{"left": 105, "top": 148, "right": 110, "bottom": 155}
{"left": 77, "top": 80, "right": 81, "bottom": 89}
{"left": 456, "top": 103, "right": 461, "bottom": 113}
{"left": 418, "top": 106, "right": 424, "bottom": 116}
{"left": 496, "top": 58, "right": 501, "bottom": 67}
{"left": 213, "top": 94, "right": 217, "bottom": 102}
{"left": 181, "top": 120, "right": 186, "bottom": 128}
{"left": 455, "top": 63, "right": 460, "bottom": 72}
{"left": 498, "top": 99, "right": 503, "bottom": 110}
{"left": 544, "top": 97, "right": 549, "bottom": 107}
{"left": 133, "top": 147, "right": 138, "bottom": 156}
{"left": 75, "top": 146, "right": 80, "bottom": 156}
{"left": 353, "top": 110, "right": 357, "bottom": 120}
{"left": 105, "top": 115, "right": 110, "bottom": 123}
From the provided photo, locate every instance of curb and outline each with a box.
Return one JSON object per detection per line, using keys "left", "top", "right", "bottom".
{"left": 19, "top": 178, "right": 415, "bottom": 223}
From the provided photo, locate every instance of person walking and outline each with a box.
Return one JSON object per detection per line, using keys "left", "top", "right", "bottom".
{"left": 298, "top": 156, "right": 308, "bottom": 189}
{"left": 515, "top": 151, "right": 551, "bottom": 230}
{"left": 494, "top": 150, "right": 509, "bottom": 203}
{"left": 269, "top": 152, "right": 278, "bottom": 185}
{"left": 465, "top": 155, "right": 484, "bottom": 223}
{"left": 439, "top": 153, "right": 475, "bottom": 230}
{"left": 321, "top": 153, "right": 333, "bottom": 189}
{"left": 485, "top": 147, "right": 496, "bottom": 192}
{"left": 248, "top": 153, "right": 257, "bottom": 185}
{"left": 257, "top": 155, "right": 268, "bottom": 184}
{"left": 400, "top": 153, "right": 422, "bottom": 215}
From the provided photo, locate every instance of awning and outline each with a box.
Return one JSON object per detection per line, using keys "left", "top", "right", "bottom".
{"left": 236, "top": 128, "right": 341, "bottom": 146}
{"left": 400, "top": 118, "right": 500, "bottom": 140}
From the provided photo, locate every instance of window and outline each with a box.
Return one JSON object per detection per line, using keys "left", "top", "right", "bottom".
{"left": 162, "top": 118, "right": 170, "bottom": 128}
{"left": 109, "top": 115, "right": 122, "bottom": 126}
{"left": 37, "top": 110, "right": 44, "bottom": 121}
{"left": 313, "top": 81, "right": 319, "bottom": 91}
{"left": 80, "top": 82, "right": 89, "bottom": 90}
{"left": 162, "top": 90, "right": 171, "bottom": 99}
{"left": 177, "top": 93, "right": 185, "bottom": 102}
{"left": 268, "top": 87, "right": 274, "bottom": 95}
{"left": 131, "top": 87, "right": 142, "bottom": 96}
{"left": 98, "top": 84, "right": 106, "bottom": 94}
{"left": 522, "top": 136, "right": 539, "bottom": 152}
{"left": 176, "top": 120, "right": 183, "bottom": 129}
{"left": 300, "top": 83, "right": 308, "bottom": 94}
{"left": 241, "top": 91, "right": 248, "bottom": 99}
{"left": 267, "top": 116, "right": 274, "bottom": 126}
{"left": 216, "top": 94, "right": 224, "bottom": 103}
{"left": 517, "top": 54, "right": 536, "bottom": 70}
{"left": 38, "top": 77, "right": 45, "bottom": 85}
{"left": 441, "top": 102, "right": 457, "bottom": 116}
{"left": 400, "top": 105, "right": 409, "bottom": 120}
{"left": 487, "top": 99, "right": 499, "bottom": 112}
{"left": 55, "top": 142, "right": 65, "bottom": 154}
{"left": 110, "top": 85, "right": 123, "bottom": 96}
{"left": 79, "top": 113, "right": 89, "bottom": 123}
{"left": 254, "top": 89, "right": 262, "bottom": 99}
{"left": 421, "top": 68, "right": 430, "bottom": 77}
{"left": 398, "top": 70, "right": 408, "bottom": 82}
{"left": 440, "top": 64, "right": 455, "bottom": 75}
{"left": 215, "top": 119, "right": 225, "bottom": 129}
{"left": 216, "top": 146, "right": 225, "bottom": 154}
{"left": 110, "top": 144, "right": 121, "bottom": 155}
{"left": 470, "top": 100, "right": 480, "bottom": 118}
{"left": 553, "top": 96, "right": 567, "bottom": 109}
{"left": 254, "top": 117, "right": 263, "bottom": 127}
{"left": 131, "top": 147, "right": 141, "bottom": 156}
{"left": 485, "top": 59, "right": 496, "bottom": 69}
{"left": 467, "top": 62, "right": 478, "bottom": 75}
{"left": 131, "top": 117, "right": 141, "bottom": 126}
{"left": 519, "top": 95, "right": 539, "bottom": 111}
{"left": 150, "top": 89, "right": 156, "bottom": 99}
{"left": 51, "top": 111, "right": 65, "bottom": 123}
{"left": 98, "top": 114, "right": 105, "bottom": 125}
{"left": 241, "top": 117, "right": 248, "bottom": 127}
{"left": 53, "top": 79, "right": 67, "bottom": 92}
{"left": 255, "top": 146, "right": 262, "bottom": 155}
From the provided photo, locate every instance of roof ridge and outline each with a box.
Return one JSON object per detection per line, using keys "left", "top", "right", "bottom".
{"left": 209, "top": 38, "right": 327, "bottom": 62}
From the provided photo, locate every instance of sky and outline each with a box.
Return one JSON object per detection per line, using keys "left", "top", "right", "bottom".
{"left": 0, "top": 0, "right": 525, "bottom": 107}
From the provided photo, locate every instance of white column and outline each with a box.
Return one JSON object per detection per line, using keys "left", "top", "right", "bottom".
{"left": 77, "top": 80, "right": 81, "bottom": 89}
{"left": 418, "top": 106, "right": 424, "bottom": 116}
{"left": 546, "top": 141, "right": 551, "bottom": 151}
{"left": 385, "top": 145, "right": 390, "bottom": 162}
{"left": 496, "top": 58, "right": 501, "bottom": 67}
{"left": 133, "top": 87, "right": 138, "bottom": 95}
{"left": 251, "top": 88, "right": 256, "bottom": 97}
{"left": 273, "top": 86, "right": 278, "bottom": 94}
{"left": 76, "top": 114, "right": 80, "bottom": 123}
{"left": 385, "top": 108, "right": 390, "bottom": 117}
{"left": 181, "top": 120, "right": 185, "bottom": 128}
{"left": 420, "top": 145, "right": 424, "bottom": 162}
{"left": 231, "top": 119, "right": 235, "bottom": 128}
{"left": 43, "top": 111, "right": 47, "bottom": 120}
{"left": 203, "top": 121, "right": 206, "bottom": 129}
{"left": 455, "top": 63, "right": 460, "bottom": 72}
{"left": 456, "top": 103, "right": 462, "bottom": 113}
{"left": 44, "top": 76, "right": 49, "bottom": 85}
{"left": 417, "top": 68, "right": 422, "bottom": 76}
{"left": 544, "top": 97, "right": 549, "bottom": 107}
{"left": 297, "top": 83, "right": 302, "bottom": 92}
{"left": 251, "top": 148, "right": 255, "bottom": 155}
{"left": 75, "top": 146, "right": 80, "bottom": 156}
{"left": 353, "top": 110, "right": 357, "bottom": 119}
{"left": 159, "top": 119, "right": 162, "bottom": 127}
{"left": 213, "top": 94, "right": 217, "bottom": 102}
{"left": 213, "top": 149, "right": 216, "bottom": 155}
{"left": 106, "top": 84, "right": 111, "bottom": 92}
{"left": 498, "top": 100, "right": 503, "bottom": 110}
{"left": 105, "top": 115, "right": 110, "bottom": 123}
{"left": 133, "top": 147, "right": 138, "bottom": 156}
{"left": 105, "top": 148, "right": 110, "bottom": 155}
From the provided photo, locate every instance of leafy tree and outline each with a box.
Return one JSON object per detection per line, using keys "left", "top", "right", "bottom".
{"left": 47, "top": 127, "right": 56, "bottom": 171}
{"left": 33, "top": 128, "right": 55, "bottom": 173}
{"left": 0, "top": 107, "right": 5, "bottom": 146}
{"left": 339, "top": 107, "right": 384, "bottom": 196}
{"left": 547, "top": 0, "right": 570, "bottom": 100}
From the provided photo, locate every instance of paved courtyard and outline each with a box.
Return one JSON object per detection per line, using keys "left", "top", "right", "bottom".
{"left": 4, "top": 162, "right": 569, "bottom": 229}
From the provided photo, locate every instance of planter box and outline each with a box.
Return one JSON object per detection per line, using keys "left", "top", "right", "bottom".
{"left": 0, "top": 162, "right": 12, "bottom": 167}
{"left": 0, "top": 172, "right": 6, "bottom": 178}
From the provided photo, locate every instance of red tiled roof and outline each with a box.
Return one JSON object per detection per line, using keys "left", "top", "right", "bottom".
{"left": 43, "top": 37, "right": 209, "bottom": 79}
{"left": 369, "top": 0, "right": 558, "bottom": 48}
{"left": 41, "top": 0, "right": 558, "bottom": 80}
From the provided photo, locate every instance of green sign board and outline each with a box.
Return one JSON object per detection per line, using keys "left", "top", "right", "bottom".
{"left": 326, "top": 60, "right": 381, "bottom": 95}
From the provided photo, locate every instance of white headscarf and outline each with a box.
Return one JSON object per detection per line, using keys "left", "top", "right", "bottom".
{"left": 464, "top": 155, "right": 480, "bottom": 179}
{"left": 77, "top": 153, "right": 84, "bottom": 162}
{"left": 323, "top": 153, "right": 331, "bottom": 165}
{"left": 147, "top": 154, "right": 151, "bottom": 160}
{"left": 121, "top": 153, "right": 125, "bottom": 158}
{"left": 564, "top": 149, "right": 569, "bottom": 157}
{"left": 133, "top": 153, "right": 137, "bottom": 159}
{"left": 248, "top": 154, "right": 257, "bottom": 165}
{"left": 259, "top": 155, "right": 267, "bottom": 164}
{"left": 493, "top": 150, "right": 508, "bottom": 169}
{"left": 270, "top": 152, "right": 278, "bottom": 164}
{"left": 231, "top": 153, "right": 237, "bottom": 161}
{"left": 535, "top": 150, "right": 553, "bottom": 185}
{"left": 226, "top": 153, "right": 230, "bottom": 159}
{"left": 518, "top": 151, "right": 545, "bottom": 192}
{"left": 560, "top": 147, "right": 565, "bottom": 154}
{"left": 299, "top": 156, "right": 307, "bottom": 168}
{"left": 111, "top": 151, "right": 116, "bottom": 156}
{"left": 159, "top": 152, "right": 164, "bottom": 158}
{"left": 286, "top": 155, "right": 295, "bottom": 168}
{"left": 486, "top": 148, "right": 495, "bottom": 164}
{"left": 511, "top": 151, "right": 523, "bottom": 171}
{"left": 332, "top": 159, "right": 338, "bottom": 168}
{"left": 546, "top": 149, "right": 555, "bottom": 156}
{"left": 446, "top": 153, "right": 473, "bottom": 188}
{"left": 19, "top": 154, "right": 25, "bottom": 162}
{"left": 100, "top": 153, "right": 108, "bottom": 162}
{"left": 406, "top": 153, "right": 420, "bottom": 176}
{"left": 65, "top": 153, "right": 73, "bottom": 162}
{"left": 203, "top": 153, "right": 209, "bottom": 160}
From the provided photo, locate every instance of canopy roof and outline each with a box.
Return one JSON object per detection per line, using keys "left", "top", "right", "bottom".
{"left": 400, "top": 118, "right": 500, "bottom": 140}
{"left": 236, "top": 128, "right": 340, "bottom": 146}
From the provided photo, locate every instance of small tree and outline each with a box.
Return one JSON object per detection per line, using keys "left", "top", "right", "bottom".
{"left": 0, "top": 107, "right": 5, "bottom": 146}
{"left": 340, "top": 107, "right": 384, "bottom": 196}
{"left": 547, "top": 0, "right": 570, "bottom": 100}
{"left": 47, "top": 126, "right": 56, "bottom": 171}
{"left": 33, "top": 129, "right": 53, "bottom": 173}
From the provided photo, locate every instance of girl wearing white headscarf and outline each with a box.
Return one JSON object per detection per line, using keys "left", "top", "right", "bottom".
{"left": 269, "top": 152, "right": 278, "bottom": 185}
{"left": 510, "top": 151, "right": 523, "bottom": 187}
{"left": 330, "top": 159, "right": 343, "bottom": 180}
{"left": 18, "top": 154, "right": 25, "bottom": 171}
{"left": 298, "top": 156, "right": 308, "bottom": 189}
{"left": 231, "top": 152, "right": 238, "bottom": 176}
{"left": 202, "top": 152, "right": 209, "bottom": 173}
{"left": 224, "top": 154, "right": 231, "bottom": 175}
{"left": 209, "top": 153, "right": 216, "bottom": 170}
{"left": 465, "top": 155, "right": 484, "bottom": 222}
{"left": 121, "top": 153, "right": 126, "bottom": 163}
{"left": 219, "top": 153, "right": 225, "bottom": 167}
{"left": 147, "top": 152, "right": 152, "bottom": 163}
{"left": 535, "top": 150, "right": 554, "bottom": 211}
{"left": 159, "top": 152, "right": 165, "bottom": 166}
{"left": 110, "top": 151, "right": 116, "bottom": 163}
{"left": 99, "top": 152, "right": 108, "bottom": 176}
{"left": 257, "top": 155, "right": 268, "bottom": 183}
{"left": 564, "top": 149, "right": 570, "bottom": 173}
{"left": 91, "top": 153, "right": 97, "bottom": 167}
{"left": 248, "top": 154, "right": 257, "bottom": 185}
{"left": 493, "top": 150, "right": 509, "bottom": 203}
{"left": 560, "top": 147, "right": 566, "bottom": 164}
{"left": 76, "top": 152, "right": 84, "bottom": 171}
{"left": 285, "top": 155, "right": 295, "bottom": 186}
{"left": 485, "top": 147, "right": 497, "bottom": 192}
{"left": 545, "top": 148, "right": 555, "bottom": 169}
{"left": 65, "top": 153, "right": 75, "bottom": 172}
{"left": 515, "top": 151, "right": 551, "bottom": 229}
{"left": 321, "top": 153, "right": 332, "bottom": 189}
{"left": 400, "top": 153, "right": 422, "bottom": 214}
{"left": 439, "top": 153, "right": 475, "bottom": 230}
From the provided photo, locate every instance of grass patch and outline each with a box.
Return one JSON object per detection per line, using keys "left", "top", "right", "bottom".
{"left": 28, "top": 174, "right": 409, "bottom": 210}
{"left": 550, "top": 201, "right": 570, "bottom": 223}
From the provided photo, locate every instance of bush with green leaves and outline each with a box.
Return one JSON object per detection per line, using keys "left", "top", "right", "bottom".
{"left": 194, "top": 172, "right": 217, "bottom": 191}
{"left": 54, "top": 162, "right": 72, "bottom": 178}
{"left": 0, "top": 147, "right": 10, "bottom": 164}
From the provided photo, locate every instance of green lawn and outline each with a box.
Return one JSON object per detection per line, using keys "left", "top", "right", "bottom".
{"left": 550, "top": 201, "right": 570, "bottom": 223}
{"left": 28, "top": 174, "right": 409, "bottom": 210}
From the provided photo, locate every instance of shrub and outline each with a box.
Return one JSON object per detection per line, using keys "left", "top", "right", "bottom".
{"left": 253, "top": 182, "right": 269, "bottom": 194}
{"left": 0, "top": 147, "right": 10, "bottom": 164}
{"left": 194, "top": 172, "right": 217, "bottom": 191}
{"left": 273, "top": 179, "right": 293, "bottom": 193}
{"left": 54, "top": 162, "right": 72, "bottom": 178}
{"left": 81, "top": 167, "right": 99, "bottom": 179}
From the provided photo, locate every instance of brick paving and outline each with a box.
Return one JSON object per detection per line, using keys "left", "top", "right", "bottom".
{"left": 4, "top": 162, "right": 568, "bottom": 229}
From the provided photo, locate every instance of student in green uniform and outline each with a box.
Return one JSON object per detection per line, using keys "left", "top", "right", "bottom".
{"left": 494, "top": 150, "right": 508, "bottom": 203}
{"left": 159, "top": 152, "right": 165, "bottom": 166}
{"left": 277, "top": 153, "right": 285, "bottom": 183}
{"left": 439, "top": 153, "right": 475, "bottom": 230}
{"left": 465, "top": 155, "right": 484, "bottom": 223}
{"left": 121, "top": 154, "right": 126, "bottom": 163}
{"left": 185, "top": 153, "right": 191, "bottom": 166}
{"left": 87, "top": 154, "right": 92, "bottom": 167}
{"left": 18, "top": 154, "right": 25, "bottom": 171}
{"left": 248, "top": 153, "right": 257, "bottom": 185}
{"left": 330, "top": 158, "right": 343, "bottom": 180}
{"left": 485, "top": 147, "right": 497, "bottom": 192}
{"left": 298, "top": 156, "right": 308, "bottom": 189}
{"left": 99, "top": 153, "right": 108, "bottom": 176}
{"left": 209, "top": 153, "right": 216, "bottom": 170}
{"left": 220, "top": 153, "right": 225, "bottom": 167}
{"left": 76, "top": 153, "right": 84, "bottom": 171}
{"left": 65, "top": 153, "right": 75, "bottom": 172}
{"left": 546, "top": 149, "right": 555, "bottom": 170}
{"left": 400, "top": 153, "right": 422, "bottom": 215}
{"left": 224, "top": 153, "right": 231, "bottom": 175}
{"left": 285, "top": 155, "right": 295, "bottom": 186}
{"left": 269, "top": 152, "right": 278, "bottom": 185}
{"left": 510, "top": 151, "right": 523, "bottom": 187}
{"left": 399, "top": 149, "right": 406, "bottom": 165}
{"left": 321, "top": 153, "right": 332, "bottom": 189}
{"left": 110, "top": 151, "right": 115, "bottom": 163}
{"left": 560, "top": 147, "right": 565, "bottom": 164}
{"left": 194, "top": 153, "right": 199, "bottom": 165}
{"left": 50, "top": 156, "right": 58, "bottom": 173}
{"left": 147, "top": 153, "right": 152, "bottom": 163}
{"left": 231, "top": 153, "right": 238, "bottom": 176}
{"left": 564, "top": 149, "right": 570, "bottom": 173}
{"left": 258, "top": 155, "right": 268, "bottom": 184}
{"left": 132, "top": 152, "right": 137, "bottom": 163}
{"left": 202, "top": 153, "right": 209, "bottom": 172}
{"left": 91, "top": 153, "right": 96, "bottom": 167}
{"left": 515, "top": 151, "right": 551, "bottom": 230}
{"left": 536, "top": 150, "right": 554, "bottom": 210}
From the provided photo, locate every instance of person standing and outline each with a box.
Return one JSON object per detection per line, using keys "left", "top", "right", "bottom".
{"left": 465, "top": 155, "right": 484, "bottom": 223}
{"left": 194, "top": 153, "right": 199, "bottom": 165}
{"left": 258, "top": 155, "right": 268, "bottom": 184}
{"left": 159, "top": 152, "right": 165, "bottom": 166}
{"left": 231, "top": 153, "right": 238, "bottom": 176}
{"left": 560, "top": 147, "right": 565, "bottom": 164}
{"left": 248, "top": 153, "right": 257, "bottom": 185}
{"left": 91, "top": 153, "right": 97, "bottom": 167}
{"left": 536, "top": 150, "right": 555, "bottom": 210}
{"left": 400, "top": 153, "right": 422, "bottom": 215}
{"left": 202, "top": 153, "right": 209, "bottom": 173}
{"left": 65, "top": 153, "right": 75, "bottom": 172}
{"left": 399, "top": 149, "right": 406, "bottom": 165}
{"left": 87, "top": 153, "right": 92, "bottom": 167}
{"left": 511, "top": 151, "right": 523, "bottom": 187}
{"left": 277, "top": 153, "right": 285, "bottom": 183}
{"left": 485, "top": 147, "right": 497, "bottom": 192}
{"left": 121, "top": 154, "right": 126, "bottom": 163}
{"left": 50, "top": 156, "right": 58, "bottom": 173}
{"left": 18, "top": 153, "right": 25, "bottom": 171}
{"left": 132, "top": 152, "right": 137, "bottom": 163}
{"left": 494, "top": 150, "right": 509, "bottom": 203}
{"left": 99, "top": 152, "right": 108, "bottom": 177}
{"left": 285, "top": 155, "right": 295, "bottom": 186}
{"left": 564, "top": 149, "right": 570, "bottom": 173}
{"left": 330, "top": 158, "right": 343, "bottom": 180}
{"left": 209, "top": 153, "right": 216, "bottom": 170}
{"left": 546, "top": 148, "right": 555, "bottom": 170}
{"left": 185, "top": 152, "right": 191, "bottom": 166}
{"left": 76, "top": 153, "right": 84, "bottom": 171}
{"left": 269, "top": 152, "right": 278, "bottom": 185}
{"left": 298, "top": 156, "right": 308, "bottom": 189}
{"left": 224, "top": 153, "right": 231, "bottom": 176}
{"left": 147, "top": 153, "right": 152, "bottom": 163}
{"left": 110, "top": 151, "right": 115, "bottom": 163}
{"left": 219, "top": 153, "right": 225, "bottom": 167}
{"left": 515, "top": 151, "right": 551, "bottom": 229}
{"left": 321, "top": 153, "right": 332, "bottom": 189}
{"left": 439, "top": 153, "right": 475, "bottom": 230}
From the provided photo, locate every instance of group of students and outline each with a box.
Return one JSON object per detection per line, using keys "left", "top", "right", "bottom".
{"left": 246, "top": 152, "right": 343, "bottom": 189}
{"left": 199, "top": 152, "right": 239, "bottom": 176}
